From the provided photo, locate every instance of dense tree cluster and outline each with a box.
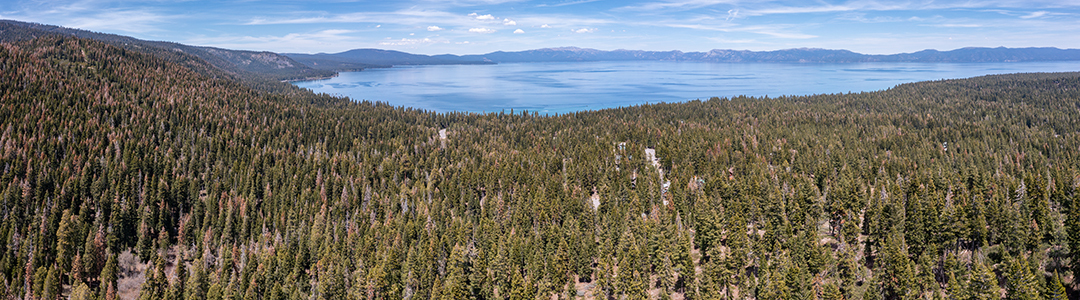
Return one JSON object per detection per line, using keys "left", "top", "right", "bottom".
{"left": 1, "top": 36, "right": 1079, "bottom": 300}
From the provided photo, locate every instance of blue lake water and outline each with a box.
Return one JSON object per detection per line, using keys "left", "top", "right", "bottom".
{"left": 292, "top": 61, "right": 1080, "bottom": 114}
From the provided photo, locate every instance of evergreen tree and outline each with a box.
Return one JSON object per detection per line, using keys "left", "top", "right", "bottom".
{"left": 1068, "top": 191, "right": 1080, "bottom": 285}
{"left": 71, "top": 281, "right": 93, "bottom": 300}
{"left": 879, "top": 230, "right": 914, "bottom": 299}
{"left": 441, "top": 244, "right": 469, "bottom": 300}
{"left": 186, "top": 259, "right": 209, "bottom": 300}
{"left": 44, "top": 265, "right": 61, "bottom": 300}
{"left": 821, "top": 281, "right": 844, "bottom": 300}
{"left": 969, "top": 258, "right": 999, "bottom": 300}
{"left": 1045, "top": 272, "right": 1067, "bottom": 300}
{"left": 56, "top": 209, "right": 78, "bottom": 274}
{"left": 171, "top": 255, "right": 188, "bottom": 300}
{"left": 102, "top": 253, "right": 120, "bottom": 292}
{"left": 945, "top": 270, "right": 970, "bottom": 300}
{"left": 1004, "top": 256, "right": 1040, "bottom": 300}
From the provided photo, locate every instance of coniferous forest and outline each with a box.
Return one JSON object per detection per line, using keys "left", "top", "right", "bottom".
{"left": 2, "top": 35, "right": 1080, "bottom": 300}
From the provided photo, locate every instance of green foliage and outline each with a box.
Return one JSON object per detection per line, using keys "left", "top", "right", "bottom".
{"left": 969, "top": 258, "right": 999, "bottom": 300}
{"left": 1045, "top": 272, "right": 1067, "bottom": 300}
{"left": 1004, "top": 255, "right": 1040, "bottom": 300}
{"left": 3, "top": 35, "right": 1080, "bottom": 300}
{"left": 44, "top": 265, "right": 61, "bottom": 300}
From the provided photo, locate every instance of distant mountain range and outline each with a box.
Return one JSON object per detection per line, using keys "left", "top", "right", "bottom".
{"left": 286, "top": 48, "right": 494, "bottom": 71}
{"left": 3, "top": 19, "right": 1078, "bottom": 78}
{"left": 286, "top": 46, "right": 1080, "bottom": 71}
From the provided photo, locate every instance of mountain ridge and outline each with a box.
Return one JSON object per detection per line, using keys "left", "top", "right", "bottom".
{"left": 286, "top": 46, "right": 1080, "bottom": 70}
{"left": 0, "top": 19, "right": 334, "bottom": 82}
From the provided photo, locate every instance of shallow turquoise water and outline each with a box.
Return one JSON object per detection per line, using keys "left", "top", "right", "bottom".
{"left": 293, "top": 60, "right": 1080, "bottom": 114}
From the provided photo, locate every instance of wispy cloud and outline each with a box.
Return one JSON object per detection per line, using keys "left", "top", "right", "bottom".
{"left": 469, "top": 28, "right": 496, "bottom": 33}
{"left": 616, "top": 0, "right": 742, "bottom": 12}
{"left": 184, "top": 29, "right": 362, "bottom": 52}
{"left": 470, "top": 13, "right": 496, "bottom": 20}
{"left": 4, "top": 0, "right": 1080, "bottom": 55}
{"left": 66, "top": 9, "right": 176, "bottom": 33}
{"left": 536, "top": 0, "right": 602, "bottom": 7}
{"left": 380, "top": 38, "right": 449, "bottom": 46}
{"left": 245, "top": 9, "right": 464, "bottom": 26}
{"left": 930, "top": 23, "right": 982, "bottom": 28}
{"left": 1021, "top": 11, "right": 1050, "bottom": 19}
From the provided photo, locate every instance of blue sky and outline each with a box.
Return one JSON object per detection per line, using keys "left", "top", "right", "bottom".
{"left": 2, "top": 0, "right": 1079, "bottom": 55}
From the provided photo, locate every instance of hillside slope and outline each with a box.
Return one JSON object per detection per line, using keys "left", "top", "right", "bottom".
{"left": 0, "top": 19, "right": 334, "bottom": 82}
{"left": 1, "top": 36, "right": 1079, "bottom": 300}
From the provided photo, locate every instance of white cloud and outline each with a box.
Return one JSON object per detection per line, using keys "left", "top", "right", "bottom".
{"left": 470, "top": 13, "right": 496, "bottom": 20}
{"left": 617, "top": 0, "right": 742, "bottom": 12}
{"left": 725, "top": 9, "right": 739, "bottom": 21}
{"left": 541, "top": 24, "right": 552, "bottom": 28}
{"left": 503, "top": 18, "right": 517, "bottom": 25}
{"left": 65, "top": 9, "right": 175, "bottom": 33}
{"left": 469, "top": 28, "right": 497, "bottom": 33}
{"left": 1020, "top": 11, "right": 1049, "bottom": 19}
{"left": 243, "top": 10, "right": 464, "bottom": 27}
{"left": 537, "top": 0, "right": 602, "bottom": 7}
{"left": 427, "top": 26, "right": 444, "bottom": 31}
{"left": 574, "top": 28, "right": 597, "bottom": 33}
{"left": 379, "top": 38, "right": 448, "bottom": 46}
{"left": 514, "top": 29, "right": 525, "bottom": 34}
{"left": 182, "top": 29, "right": 361, "bottom": 53}
{"left": 932, "top": 23, "right": 982, "bottom": 28}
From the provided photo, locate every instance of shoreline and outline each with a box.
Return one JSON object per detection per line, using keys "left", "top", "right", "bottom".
{"left": 283, "top": 73, "right": 339, "bottom": 83}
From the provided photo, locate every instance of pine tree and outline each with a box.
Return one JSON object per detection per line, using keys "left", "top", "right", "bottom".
{"left": 71, "top": 282, "right": 93, "bottom": 300}
{"left": 105, "top": 282, "right": 119, "bottom": 300}
{"left": 186, "top": 259, "right": 208, "bottom": 300}
{"left": 821, "top": 281, "right": 844, "bottom": 300}
{"left": 441, "top": 244, "right": 469, "bottom": 300}
{"left": 1068, "top": 191, "right": 1080, "bottom": 285}
{"left": 945, "top": 270, "right": 970, "bottom": 300}
{"left": 879, "top": 230, "right": 914, "bottom": 299}
{"left": 72, "top": 252, "right": 87, "bottom": 286}
{"left": 56, "top": 209, "right": 78, "bottom": 272}
{"left": 969, "top": 258, "right": 999, "bottom": 300}
{"left": 862, "top": 273, "right": 883, "bottom": 300}
{"left": 207, "top": 282, "right": 224, "bottom": 300}
{"left": 699, "top": 247, "right": 729, "bottom": 299}
{"left": 757, "top": 266, "right": 790, "bottom": 300}
{"left": 171, "top": 255, "right": 188, "bottom": 300}
{"left": 44, "top": 264, "right": 61, "bottom": 300}
{"left": 102, "top": 253, "right": 119, "bottom": 292}
{"left": 1004, "top": 256, "right": 1040, "bottom": 300}
{"left": 136, "top": 207, "right": 154, "bottom": 261}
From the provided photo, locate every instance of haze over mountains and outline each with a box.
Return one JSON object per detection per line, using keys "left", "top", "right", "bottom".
{"left": 286, "top": 46, "right": 1080, "bottom": 71}
{"left": 5, "top": 18, "right": 1080, "bottom": 77}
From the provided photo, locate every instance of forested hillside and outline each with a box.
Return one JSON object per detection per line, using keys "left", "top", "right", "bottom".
{"left": 1, "top": 36, "right": 1079, "bottom": 300}
{"left": 0, "top": 20, "right": 335, "bottom": 84}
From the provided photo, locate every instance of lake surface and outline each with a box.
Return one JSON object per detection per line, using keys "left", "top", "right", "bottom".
{"left": 293, "top": 61, "right": 1080, "bottom": 114}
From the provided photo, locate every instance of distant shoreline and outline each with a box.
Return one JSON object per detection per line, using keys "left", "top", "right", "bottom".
{"left": 283, "top": 73, "right": 339, "bottom": 83}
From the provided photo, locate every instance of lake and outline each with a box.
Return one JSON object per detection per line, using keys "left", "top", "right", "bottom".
{"left": 292, "top": 61, "right": 1080, "bottom": 114}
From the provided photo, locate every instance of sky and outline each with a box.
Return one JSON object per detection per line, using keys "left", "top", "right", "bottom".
{"left": 2, "top": 0, "right": 1079, "bottom": 55}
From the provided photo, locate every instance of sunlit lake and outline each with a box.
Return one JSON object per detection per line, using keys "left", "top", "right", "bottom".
{"left": 293, "top": 60, "right": 1080, "bottom": 114}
